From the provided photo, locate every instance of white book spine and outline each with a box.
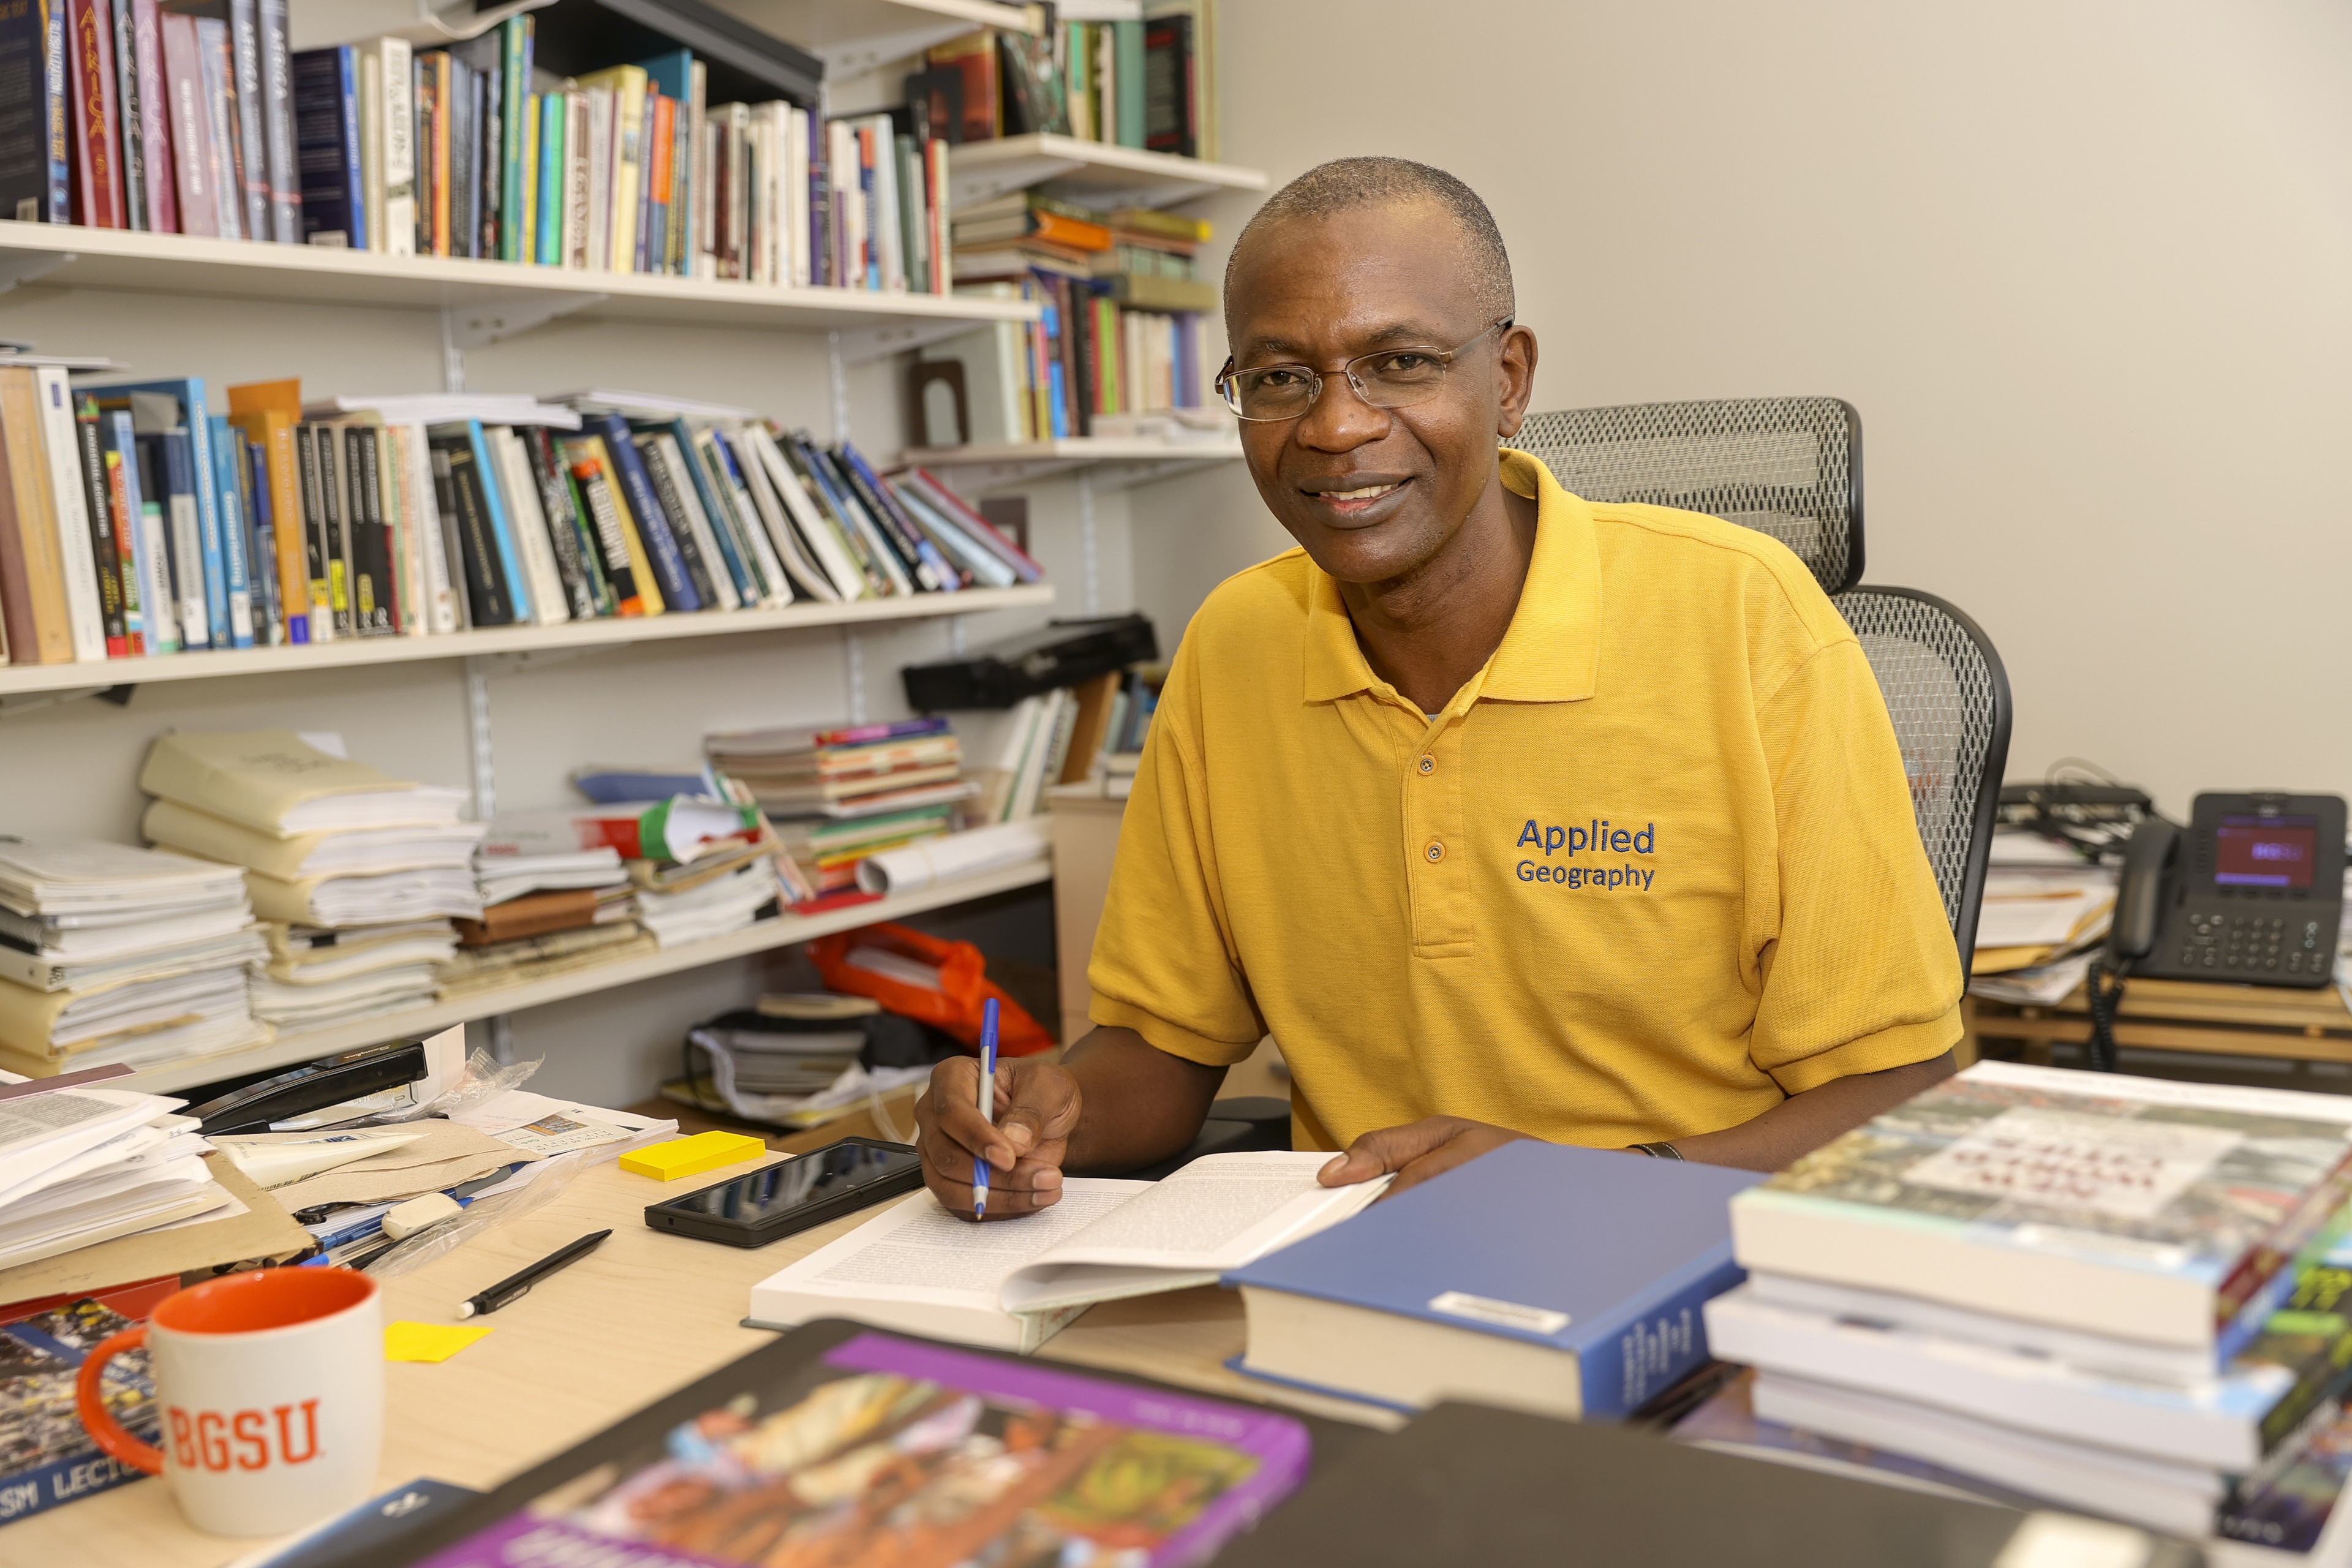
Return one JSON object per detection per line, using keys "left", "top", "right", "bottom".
{"left": 586, "top": 88, "right": 614, "bottom": 274}
{"left": 786, "top": 107, "right": 809, "bottom": 288}
{"left": 358, "top": 50, "right": 385, "bottom": 252}
{"left": 381, "top": 36, "right": 415, "bottom": 257}
{"left": 750, "top": 428, "right": 864, "bottom": 601}
{"left": 830, "top": 120, "right": 857, "bottom": 288}
{"left": 384, "top": 424, "right": 426, "bottom": 635}
{"left": 31, "top": 368, "right": 106, "bottom": 662}
{"left": 871, "top": 115, "right": 903, "bottom": 293}
{"left": 140, "top": 500, "right": 179, "bottom": 654}
{"left": 650, "top": 432, "right": 736, "bottom": 611}
{"left": 694, "top": 430, "right": 786, "bottom": 606}
{"left": 722, "top": 425, "right": 829, "bottom": 603}
{"left": 403, "top": 423, "right": 456, "bottom": 634}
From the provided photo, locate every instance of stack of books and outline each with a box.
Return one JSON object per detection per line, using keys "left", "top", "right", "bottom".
{"left": 138, "top": 730, "right": 480, "bottom": 1033}
{"left": 0, "top": 369, "right": 1038, "bottom": 668}
{"left": 478, "top": 794, "right": 790, "bottom": 956}
{"left": 1706, "top": 1061, "right": 2352, "bottom": 1544}
{"left": 706, "top": 718, "right": 972, "bottom": 893}
{"left": 443, "top": 842, "right": 644, "bottom": 997}
{"left": 0, "top": 839, "right": 265, "bottom": 1077}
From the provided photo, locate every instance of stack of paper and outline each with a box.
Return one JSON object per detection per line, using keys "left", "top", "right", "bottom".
{"left": 1967, "top": 846, "right": 2118, "bottom": 1004}
{"left": 635, "top": 860, "right": 783, "bottom": 947}
{"left": 0, "top": 1076, "right": 238, "bottom": 1272}
{"left": 0, "top": 839, "right": 268, "bottom": 1076}
{"left": 475, "top": 846, "right": 630, "bottom": 908}
{"left": 139, "top": 731, "right": 483, "bottom": 1034}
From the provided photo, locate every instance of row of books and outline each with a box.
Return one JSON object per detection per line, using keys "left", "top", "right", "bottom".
{"left": 0, "top": 375, "right": 1045, "bottom": 665}
{"left": 4, "top": 5, "right": 960, "bottom": 298}
{"left": 914, "top": 3, "right": 1218, "bottom": 161}
{"left": 943, "top": 276, "right": 1220, "bottom": 443}
{"left": 953, "top": 191, "right": 1213, "bottom": 300}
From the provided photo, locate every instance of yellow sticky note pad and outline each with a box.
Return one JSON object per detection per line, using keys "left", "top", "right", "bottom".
{"left": 619, "top": 1130, "right": 765, "bottom": 1182}
{"left": 385, "top": 1321, "right": 494, "bottom": 1363}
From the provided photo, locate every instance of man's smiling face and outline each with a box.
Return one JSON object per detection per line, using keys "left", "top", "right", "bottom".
{"left": 1223, "top": 198, "right": 1533, "bottom": 589}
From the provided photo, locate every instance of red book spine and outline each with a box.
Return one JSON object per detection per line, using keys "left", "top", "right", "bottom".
{"left": 68, "top": 0, "right": 124, "bottom": 227}
{"left": 129, "top": 0, "right": 173, "bottom": 232}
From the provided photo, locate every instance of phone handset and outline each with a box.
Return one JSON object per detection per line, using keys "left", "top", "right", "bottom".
{"left": 2089, "top": 817, "right": 2182, "bottom": 1069}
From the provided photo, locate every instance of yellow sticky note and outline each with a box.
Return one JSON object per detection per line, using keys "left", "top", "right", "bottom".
{"left": 619, "top": 1130, "right": 765, "bottom": 1182}
{"left": 385, "top": 1321, "right": 494, "bottom": 1363}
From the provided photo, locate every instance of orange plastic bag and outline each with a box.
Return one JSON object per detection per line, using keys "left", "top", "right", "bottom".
{"left": 808, "top": 922, "right": 1055, "bottom": 1057}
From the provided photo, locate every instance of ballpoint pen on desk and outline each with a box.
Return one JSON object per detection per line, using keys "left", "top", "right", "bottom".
{"left": 455, "top": 1229, "right": 613, "bottom": 1319}
{"left": 973, "top": 997, "right": 1000, "bottom": 1220}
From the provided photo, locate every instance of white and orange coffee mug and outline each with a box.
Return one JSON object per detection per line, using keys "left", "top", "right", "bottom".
{"left": 74, "top": 1267, "right": 384, "bottom": 1537}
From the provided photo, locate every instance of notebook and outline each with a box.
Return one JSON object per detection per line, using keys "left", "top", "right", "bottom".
{"left": 749, "top": 1151, "right": 1389, "bottom": 1352}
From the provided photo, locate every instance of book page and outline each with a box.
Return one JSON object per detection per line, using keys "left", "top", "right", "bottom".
{"left": 1031, "top": 1152, "right": 1391, "bottom": 1273}
{"left": 763, "top": 1180, "right": 1148, "bottom": 1309}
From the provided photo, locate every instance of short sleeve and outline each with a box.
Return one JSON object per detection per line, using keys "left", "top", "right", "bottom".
{"left": 1085, "top": 658, "right": 1267, "bottom": 1069}
{"left": 1749, "top": 639, "right": 1964, "bottom": 1093}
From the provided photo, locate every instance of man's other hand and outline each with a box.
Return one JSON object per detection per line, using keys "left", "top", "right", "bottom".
{"left": 915, "top": 1056, "right": 1082, "bottom": 1221}
{"left": 1317, "top": 1116, "right": 1531, "bottom": 1198}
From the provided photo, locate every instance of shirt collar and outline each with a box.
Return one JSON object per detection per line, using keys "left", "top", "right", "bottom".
{"left": 1300, "top": 448, "right": 1603, "bottom": 706}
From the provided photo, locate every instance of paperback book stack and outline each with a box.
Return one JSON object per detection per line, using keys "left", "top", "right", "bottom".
{"left": 480, "top": 793, "right": 792, "bottom": 956}
{"left": 1705, "top": 1061, "right": 2352, "bottom": 1554}
{"left": 137, "top": 730, "right": 481, "bottom": 1033}
{"left": 706, "top": 718, "right": 973, "bottom": 893}
{"left": 440, "top": 844, "right": 644, "bottom": 1000}
{"left": 0, "top": 839, "right": 266, "bottom": 1077}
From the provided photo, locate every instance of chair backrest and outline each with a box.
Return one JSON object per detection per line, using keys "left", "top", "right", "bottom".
{"left": 1833, "top": 587, "right": 2013, "bottom": 973}
{"left": 1513, "top": 397, "right": 1864, "bottom": 595}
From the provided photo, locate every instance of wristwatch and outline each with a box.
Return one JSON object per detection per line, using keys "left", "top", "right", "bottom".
{"left": 1629, "top": 1141, "right": 1685, "bottom": 1160}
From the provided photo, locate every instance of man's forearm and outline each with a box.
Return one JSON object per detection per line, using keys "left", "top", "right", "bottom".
{"left": 1671, "top": 1052, "right": 1957, "bottom": 1172}
{"left": 1060, "top": 1026, "right": 1227, "bottom": 1174}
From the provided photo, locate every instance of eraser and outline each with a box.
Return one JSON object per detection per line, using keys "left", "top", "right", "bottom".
{"left": 382, "top": 1191, "right": 462, "bottom": 1240}
{"left": 619, "top": 1130, "right": 766, "bottom": 1182}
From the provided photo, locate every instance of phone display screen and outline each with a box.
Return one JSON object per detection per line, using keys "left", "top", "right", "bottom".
{"left": 2215, "top": 815, "right": 2318, "bottom": 889}
{"left": 656, "top": 1142, "right": 922, "bottom": 1226}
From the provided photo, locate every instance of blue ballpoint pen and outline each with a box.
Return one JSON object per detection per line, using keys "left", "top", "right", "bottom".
{"left": 973, "top": 997, "right": 1000, "bottom": 1219}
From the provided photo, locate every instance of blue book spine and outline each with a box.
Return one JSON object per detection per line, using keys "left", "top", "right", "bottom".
{"left": 461, "top": 421, "right": 532, "bottom": 624}
{"left": 42, "top": 0, "right": 67, "bottom": 219}
{"left": 208, "top": 415, "right": 254, "bottom": 647}
{"left": 1572, "top": 1253, "right": 1745, "bottom": 1421}
{"left": 597, "top": 413, "right": 698, "bottom": 611}
{"left": 337, "top": 47, "right": 364, "bottom": 249}
{"left": 843, "top": 443, "right": 958, "bottom": 593}
{"left": 534, "top": 94, "right": 562, "bottom": 265}
{"left": 665, "top": 420, "right": 756, "bottom": 602}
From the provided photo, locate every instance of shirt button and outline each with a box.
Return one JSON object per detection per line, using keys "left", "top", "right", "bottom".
{"left": 1425, "top": 842, "right": 1444, "bottom": 863}
{"left": 1417, "top": 755, "right": 1435, "bottom": 775}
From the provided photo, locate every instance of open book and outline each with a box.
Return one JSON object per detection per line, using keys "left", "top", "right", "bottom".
{"left": 748, "top": 1152, "right": 1390, "bottom": 1353}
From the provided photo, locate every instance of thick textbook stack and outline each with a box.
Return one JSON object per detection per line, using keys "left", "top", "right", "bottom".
{"left": 1708, "top": 1061, "right": 2352, "bottom": 1543}
{"left": 138, "top": 730, "right": 480, "bottom": 1031}
{"left": 0, "top": 838, "right": 265, "bottom": 1076}
{"left": 1227, "top": 1141, "right": 1764, "bottom": 1420}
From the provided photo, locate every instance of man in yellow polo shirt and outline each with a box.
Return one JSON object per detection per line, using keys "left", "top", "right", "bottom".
{"left": 914, "top": 157, "right": 1962, "bottom": 1216}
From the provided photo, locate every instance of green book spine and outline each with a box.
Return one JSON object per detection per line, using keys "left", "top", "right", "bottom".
{"left": 500, "top": 16, "right": 529, "bottom": 262}
{"left": 1114, "top": 21, "right": 1145, "bottom": 149}
{"left": 536, "top": 91, "right": 564, "bottom": 266}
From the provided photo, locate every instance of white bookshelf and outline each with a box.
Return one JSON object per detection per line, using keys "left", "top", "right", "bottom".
{"left": 0, "top": 584, "right": 1053, "bottom": 699}
{"left": 947, "top": 135, "right": 1270, "bottom": 214}
{"left": 123, "top": 858, "right": 1054, "bottom": 1094}
{"left": 0, "top": 222, "right": 1035, "bottom": 358}
{"left": 906, "top": 436, "right": 1243, "bottom": 492}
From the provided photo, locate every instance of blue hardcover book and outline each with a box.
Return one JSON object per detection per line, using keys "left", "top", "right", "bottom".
{"left": 290, "top": 46, "right": 364, "bottom": 248}
{"left": 1225, "top": 1142, "right": 1763, "bottom": 1421}
{"left": 95, "top": 381, "right": 232, "bottom": 644}
{"left": 461, "top": 421, "right": 533, "bottom": 624}
{"left": 208, "top": 415, "right": 255, "bottom": 647}
{"left": 841, "top": 443, "right": 959, "bottom": 593}
{"left": 595, "top": 413, "right": 698, "bottom": 611}
{"left": 656, "top": 418, "right": 758, "bottom": 603}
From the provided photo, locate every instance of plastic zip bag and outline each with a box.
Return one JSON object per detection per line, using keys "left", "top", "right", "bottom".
{"left": 361, "top": 1147, "right": 588, "bottom": 1280}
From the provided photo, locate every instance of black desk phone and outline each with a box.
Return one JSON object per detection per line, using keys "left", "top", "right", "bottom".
{"left": 2104, "top": 792, "right": 2345, "bottom": 987}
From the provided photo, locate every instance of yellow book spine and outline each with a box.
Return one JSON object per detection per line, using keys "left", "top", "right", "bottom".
{"left": 590, "top": 435, "right": 664, "bottom": 616}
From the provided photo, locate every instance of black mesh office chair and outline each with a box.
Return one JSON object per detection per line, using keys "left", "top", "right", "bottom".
{"left": 1515, "top": 398, "right": 2012, "bottom": 971}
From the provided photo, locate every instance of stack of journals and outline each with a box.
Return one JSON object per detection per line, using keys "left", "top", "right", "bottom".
{"left": 1706, "top": 1061, "right": 2352, "bottom": 1542}
{"left": 138, "top": 730, "right": 480, "bottom": 1032}
{"left": 0, "top": 1076, "right": 239, "bottom": 1273}
{"left": 706, "top": 718, "right": 971, "bottom": 891}
{"left": 0, "top": 840, "right": 265, "bottom": 1077}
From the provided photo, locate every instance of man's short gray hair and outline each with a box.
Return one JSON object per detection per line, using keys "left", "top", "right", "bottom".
{"left": 1224, "top": 156, "right": 1515, "bottom": 322}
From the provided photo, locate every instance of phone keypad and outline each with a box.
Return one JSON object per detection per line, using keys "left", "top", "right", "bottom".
{"left": 2178, "top": 913, "right": 2328, "bottom": 975}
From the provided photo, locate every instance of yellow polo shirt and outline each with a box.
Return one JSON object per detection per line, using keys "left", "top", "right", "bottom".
{"left": 1087, "top": 448, "right": 1963, "bottom": 1153}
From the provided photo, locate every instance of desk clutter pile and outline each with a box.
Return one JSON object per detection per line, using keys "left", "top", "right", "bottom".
{"left": 0, "top": 1036, "right": 669, "bottom": 1523}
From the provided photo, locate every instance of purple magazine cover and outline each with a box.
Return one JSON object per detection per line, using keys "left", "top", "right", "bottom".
{"left": 416, "top": 1331, "right": 1311, "bottom": 1568}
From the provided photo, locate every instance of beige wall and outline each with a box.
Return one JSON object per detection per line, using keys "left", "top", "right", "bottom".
{"left": 1134, "top": 0, "right": 2352, "bottom": 820}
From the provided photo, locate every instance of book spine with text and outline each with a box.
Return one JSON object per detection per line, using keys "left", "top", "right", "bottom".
{"left": 67, "top": 0, "right": 124, "bottom": 227}
{"left": 227, "top": 0, "right": 265, "bottom": 238}
{"left": 595, "top": 413, "right": 696, "bottom": 611}
{"left": 255, "top": 0, "right": 293, "bottom": 239}
{"left": 71, "top": 396, "right": 127, "bottom": 655}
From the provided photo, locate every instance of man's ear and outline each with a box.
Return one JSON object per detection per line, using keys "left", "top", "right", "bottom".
{"left": 1494, "top": 324, "right": 1539, "bottom": 440}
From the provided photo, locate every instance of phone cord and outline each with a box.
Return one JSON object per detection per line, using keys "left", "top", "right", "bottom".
{"left": 2085, "top": 957, "right": 2128, "bottom": 1072}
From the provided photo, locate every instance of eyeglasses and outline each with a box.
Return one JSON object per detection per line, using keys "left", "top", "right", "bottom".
{"left": 1216, "top": 318, "right": 1513, "bottom": 423}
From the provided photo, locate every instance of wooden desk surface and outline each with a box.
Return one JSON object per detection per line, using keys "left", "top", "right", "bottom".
{"left": 24, "top": 1112, "right": 1384, "bottom": 1568}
